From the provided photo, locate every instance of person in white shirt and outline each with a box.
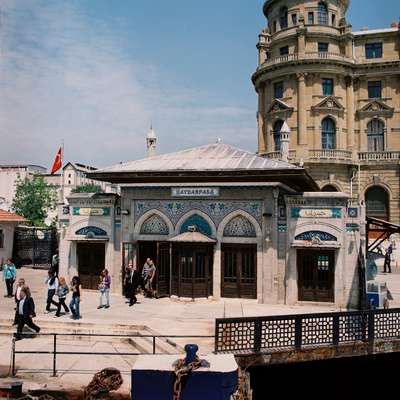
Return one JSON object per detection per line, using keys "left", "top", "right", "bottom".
{"left": 44, "top": 270, "right": 59, "bottom": 313}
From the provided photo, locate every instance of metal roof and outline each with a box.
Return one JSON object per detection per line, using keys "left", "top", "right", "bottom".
{"left": 169, "top": 231, "right": 216, "bottom": 243}
{"left": 94, "top": 143, "right": 300, "bottom": 174}
{"left": 353, "top": 27, "right": 398, "bottom": 36}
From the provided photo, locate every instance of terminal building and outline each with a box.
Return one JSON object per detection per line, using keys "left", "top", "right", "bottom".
{"left": 59, "top": 138, "right": 364, "bottom": 308}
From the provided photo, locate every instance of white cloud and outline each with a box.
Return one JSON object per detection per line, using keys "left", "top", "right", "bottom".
{"left": 0, "top": 0, "right": 256, "bottom": 169}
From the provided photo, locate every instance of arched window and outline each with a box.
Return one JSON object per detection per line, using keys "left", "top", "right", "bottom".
{"left": 273, "top": 120, "right": 284, "bottom": 152}
{"left": 223, "top": 216, "right": 257, "bottom": 238}
{"left": 321, "top": 117, "right": 336, "bottom": 149}
{"left": 321, "top": 185, "right": 339, "bottom": 192}
{"left": 180, "top": 214, "right": 213, "bottom": 237}
{"left": 140, "top": 214, "right": 169, "bottom": 235}
{"left": 279, "top": 7, "right": 288, "bottom": 30}
{"left": 367, "top": 119, "right": 385, "bottom": 152}
{"left": 317, "top": 2, "right": 328, "bottom": 25}
{"left": 365, "top": 186, "right": 389, "bottom": 221}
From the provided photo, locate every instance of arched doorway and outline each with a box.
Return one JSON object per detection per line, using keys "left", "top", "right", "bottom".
{"left": 365, "top": 186, "right": 389, "bottom": 221}
{"left": 321, "top": 184, "right": 339, "bottom": 192}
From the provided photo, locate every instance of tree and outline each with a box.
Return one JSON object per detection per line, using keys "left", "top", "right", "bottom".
{"left": 12, "top": 175, "right": 58, "bottom": 226}
{"left": 71, "top": 184, "right": 103, "bottom": 194}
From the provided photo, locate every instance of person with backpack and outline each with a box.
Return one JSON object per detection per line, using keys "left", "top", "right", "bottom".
{"left": 55, "top": 276, "right": 70, "bottom": 317}
{"left": 44, "top": 269, "right": 59, "bottom": 313}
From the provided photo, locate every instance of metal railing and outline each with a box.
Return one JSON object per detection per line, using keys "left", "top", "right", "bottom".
{"left": 11, "top": 332, "right": 214, "bottom": 377}
{"left": 215, "top": 308, "right": 400, "bottom": 354}
{"left": 308, "top": 149, "right": 353, "bottom": 161}
{"left": 358, "top": 151, "right": 400, "bottom": 162}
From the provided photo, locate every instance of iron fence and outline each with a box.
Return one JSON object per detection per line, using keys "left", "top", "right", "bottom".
{"left": 215, "top": 308, "right": 400, "bottom": 353}
{"left": 12, "top": 227, "right": 57, "bottom": 268}
{"left": 11, "top": 332, "right": 214, "bottom": 377}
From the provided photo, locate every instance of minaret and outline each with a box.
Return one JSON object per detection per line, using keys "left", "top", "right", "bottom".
{"left": 280, "top": 121, "right": 290, "bottom": 162}
{"left": 147, "top": 125, "right": 157, "bottom": 157}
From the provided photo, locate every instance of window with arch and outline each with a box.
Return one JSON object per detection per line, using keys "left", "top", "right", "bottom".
{"left": 140, "top": 214, "right": 169, "bottom": 235}
{"left": 273, "top": 120, "right": 284, "bottom": 152}
{"left": 321, "top": 117, "right": 336, "bottom": 149}
{"left": 365, "top": 186, "right": 389, "bottom": 221}
{"left": 367, "top": 119, "right": 385, "bottom": 152}
{"left": 180, "top": 214, "right": 213, "bottom": 237}
{"left": 279, "top": 7, "right": 288, "bottom": 29}
{"left": 317, "top": 2, "right": 328, "bottom": 25}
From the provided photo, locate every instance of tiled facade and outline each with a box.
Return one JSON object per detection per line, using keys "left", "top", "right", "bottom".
{"left": 254, "top": 0, "right": 400, "bottom": 223}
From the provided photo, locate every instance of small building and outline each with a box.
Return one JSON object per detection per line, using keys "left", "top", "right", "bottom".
{"left": 0, "top": 210, "right": 26, "bottom": 265}
{"left": 59, "top": 193, "right": 120, "bottom": 291}
{"left": 86, "top": 142, "right": 364, "bottom": 308}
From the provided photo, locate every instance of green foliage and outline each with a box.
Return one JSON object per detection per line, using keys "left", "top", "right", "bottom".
{"left": 11, "top": 175, "right": 58, "bottom": 226}
{"left": 71, "top": 184, "right": 103, "bottom": 194}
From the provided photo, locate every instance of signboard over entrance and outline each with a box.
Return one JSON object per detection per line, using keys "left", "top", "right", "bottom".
{"left": 72, "top": 207, "right": 111, "bottom": 217}
{"left": 171, "top": 187, "right": 220, "bottom": 197}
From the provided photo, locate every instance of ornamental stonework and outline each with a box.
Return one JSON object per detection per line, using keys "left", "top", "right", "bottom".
{"left": 134, "top": 200, "right": 262, "bottom": 227}
{"left": 223, "top": 216, "right": 256, "bottom": 238}
{"left": 140, "top": 214, "right": 169, "bottom": 235}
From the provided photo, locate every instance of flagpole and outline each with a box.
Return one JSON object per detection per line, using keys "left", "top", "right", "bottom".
{"left": 60, "top": 140, "right": 64, "bottom": 206}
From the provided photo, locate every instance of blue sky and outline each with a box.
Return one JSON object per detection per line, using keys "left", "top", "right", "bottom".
{"left": 0, "top": 0, "right": 398, "bottom": 168}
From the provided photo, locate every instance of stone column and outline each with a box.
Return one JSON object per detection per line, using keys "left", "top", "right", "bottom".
{"left": 346, "top": 76, "right": 355, "bottom": 150}
{"left": 257, "top": 83, "right": 267, "bottom": 154}
{"left": 297, "top": 73, "right": 307, "bottom": 145}
{"left": 213, "top": 242, "right": 221, "bottom": 300}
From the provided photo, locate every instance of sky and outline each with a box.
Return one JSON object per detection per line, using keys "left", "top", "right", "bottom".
{"left": 0, "top": 0, "right": 398, "bottom": 169}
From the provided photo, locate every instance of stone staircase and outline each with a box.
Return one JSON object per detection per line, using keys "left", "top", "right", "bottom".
{"left": 0, "top": 317, "right": 184, "bottom": 355}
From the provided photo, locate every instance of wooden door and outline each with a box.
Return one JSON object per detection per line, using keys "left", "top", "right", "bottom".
{"left": 221, "top": 244, "right": 257, "bottom": 299}
{"left": 77, "top": 242, "right": 105, "bottom": 290}
{"left": 297, "top": 249, "right": 335, "bottom": 302}
{"left": 157, "top": 242, "right": 170, "bottom": 297}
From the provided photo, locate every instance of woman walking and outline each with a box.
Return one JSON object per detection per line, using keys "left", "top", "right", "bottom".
{"left": 13, "top": 278, "right": 25, "bottom": 326}
{"left": 15, "top": 286, "right": 40, "bottom": 341}
{"left": 44, "top": 270, "right": 59, "bottom": 313}
{"left": 98, "top": 269, "right": 111, "bottom": 309}
{"left": 55, "top": 277, "right": 70, "bottom": 317}
{"left": 2, "top": 259, "right": 16, "bottom": 298}
{"left": 69, "top": 276, "right": 81, "bottom": 320}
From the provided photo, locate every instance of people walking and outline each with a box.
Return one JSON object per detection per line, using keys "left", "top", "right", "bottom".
{"left": 124, "top": 263, "right": 140, "bottom": 306}
{"left": 14, "top": 286, "right": 40, "bottom": 341}
{"left": 13, "top": 278, "right": 26, "bottom": 326}
{"left": 69, "top": 276, "right": 81, "bottom": 320}
{"left": 2, "top": 258, "right": 16, "bottom": 298}
{"left": 141, "top": 258, "right": 151, "bottom": 292}
{"left": 55, "top": 277, "right": 70, "bottom": 317}
{"left": 98, "top": 269, "right": 111, "bottom": 309}
{"left": 144, "top": 260, "right": 156, "bottom": 298}
{"left": 383, "top": 244, "right": 393, "bottom": 273}
{"left": 44, "top": 270, "right": 59, "bottom": 313}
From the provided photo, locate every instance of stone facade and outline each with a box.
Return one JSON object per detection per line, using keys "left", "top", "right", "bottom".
{"left": 254, "top": 0, "right": 400, "bottom": 223}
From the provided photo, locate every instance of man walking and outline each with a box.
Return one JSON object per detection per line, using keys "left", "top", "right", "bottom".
{"left": 383, "top": 244, "right": 393, "bottom": 273}
{"left": 125, "top": 263, "right": 140, "bottom": 306}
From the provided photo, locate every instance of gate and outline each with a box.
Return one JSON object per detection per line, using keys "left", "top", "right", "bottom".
{"left": 12, "top": 226, "right": 58, "bottom": 268}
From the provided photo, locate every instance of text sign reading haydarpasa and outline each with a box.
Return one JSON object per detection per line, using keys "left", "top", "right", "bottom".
{"left": 171, "top": 187, "right": 220, "bottom": 197}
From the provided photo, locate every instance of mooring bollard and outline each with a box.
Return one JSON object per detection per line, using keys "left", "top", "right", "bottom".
{"left": 132, "top": 344, "right": 238, "bottom": 400}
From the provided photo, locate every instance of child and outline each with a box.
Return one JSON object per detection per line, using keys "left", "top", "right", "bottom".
{"left": 55, "top": 277, "right": 70, "bottom": 317}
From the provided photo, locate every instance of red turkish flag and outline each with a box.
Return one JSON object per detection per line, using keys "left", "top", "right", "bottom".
{"left": 50, "top": 147, "right": 62, "bottom": 175}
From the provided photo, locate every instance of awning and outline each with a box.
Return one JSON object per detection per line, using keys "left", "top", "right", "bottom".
{"left": 169, "top": 231, "right": 216, "bottom": 243}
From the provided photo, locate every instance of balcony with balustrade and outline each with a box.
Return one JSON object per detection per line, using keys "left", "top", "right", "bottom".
{"left": 264, "top": 150, "right": 296, "bottom": 161}
{"left": 308, "top": 149, "right": 354, "bottom": 163}
{"left": 358, "top": 151, "right": 400, "bottom": 164}
{"left": 259, "top": 51, "right": 353, "bottom": 70}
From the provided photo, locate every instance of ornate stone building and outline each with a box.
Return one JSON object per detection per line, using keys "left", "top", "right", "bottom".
{"left": 254, "top": 0, "right": 400, "bottom": 223}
